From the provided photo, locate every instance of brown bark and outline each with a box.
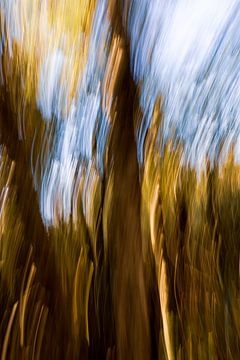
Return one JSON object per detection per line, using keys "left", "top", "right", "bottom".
{"left": 102, "top": 2, "right": 152, "bottom": 358}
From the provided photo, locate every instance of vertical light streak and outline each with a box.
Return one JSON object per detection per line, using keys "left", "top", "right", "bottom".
{"left": 128, "top": 0, "right": 240, "bottom": 171}
{"left": 38, "top": 0, "right": 110, "bottom": 226}
{"left": 0, "top": 0, "right": 110, "bottom": 226}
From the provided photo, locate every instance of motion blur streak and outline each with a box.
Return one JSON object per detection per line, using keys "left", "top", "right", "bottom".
{"left": 38, "top": 0, "right": 110, "bottom": 226}
{"left": 128, "top": 0, "right": 240, "bottom": 170}
{"left": 1, "top": 0, "right": 240, "bottom": 359}
{"left": 0, "top": 0, "right": 109, "bottom": 226}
